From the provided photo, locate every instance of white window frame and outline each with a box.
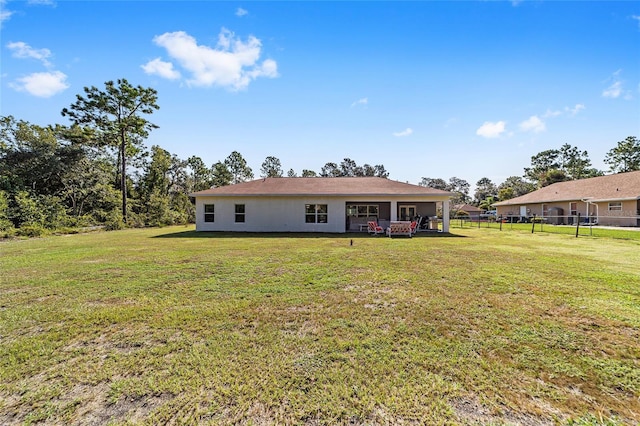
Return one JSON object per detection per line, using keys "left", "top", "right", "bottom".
{"left": 346, "top": 204, "right": 379, "bottom": 218}
{"left": 569, "top": 202, "right": 577, "bottom": 216}
{"left": 305, "top": 204, "right": 328, "bottom": 224}
{"left": 608, "top": 202, "right": 622, "bottom": 211}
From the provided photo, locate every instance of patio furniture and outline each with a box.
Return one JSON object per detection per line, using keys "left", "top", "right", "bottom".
{"left": 410, "top": 221, "right": 418, "bottom": 234}
{"left": 367, "top": 221, "right": 384, "bottom": 235}
{"left": 387, "top": 221, "right": 412, "bottom": 238}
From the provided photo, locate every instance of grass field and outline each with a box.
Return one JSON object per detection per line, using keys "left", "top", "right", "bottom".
{"left": 1, "top": 226, "right": 639, "bottom": 425}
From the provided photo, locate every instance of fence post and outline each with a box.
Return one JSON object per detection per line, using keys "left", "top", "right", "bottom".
{"left": 575, "top": 213, "right": 581, "bottom": 238}
{"left": 531, "top": 214, "right": 536, "bottom": 233}
{"left": 499, "top": 215, "right": 503, "bottom": 231}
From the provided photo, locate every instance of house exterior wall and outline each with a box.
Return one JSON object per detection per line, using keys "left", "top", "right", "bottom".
{"left": 594, "top": 200, "right": 638, "bottom": 227}
{"left": 195, "top": 195, "right": 450, "bottom": 232}
{"left": 495, "top": 199, "right": 639, "bottom": 226}
{"left": 195, "top": 196, "right": 346, "bottom": 232}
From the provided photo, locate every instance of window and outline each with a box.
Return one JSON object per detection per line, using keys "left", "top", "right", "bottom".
{"left": 305, "top": 204, "right": 328, "bottom": 223}
{"left": 399, "top": 205, "right": 416, "bottom": 220}
{"left": 542, "top": 204, "right": 548, "bottom": 217}
{"left": 570, "top": 202, "right": 577, "bottom": 216}
{"left": 235, "top": 204, "right": 245, "bottom": 222}
{"left": 608, "top": 202, "right": 622, "bottom": 211}
{"left": 346, "top": 204, "right": 378, "bottom": 218}
{"left": 204, "top": 204, "right": 215, "bottom": 222}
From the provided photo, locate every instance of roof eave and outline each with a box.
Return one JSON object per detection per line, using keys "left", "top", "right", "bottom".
{"left": 192, "top": 192, "right": 453, "bottom": 197}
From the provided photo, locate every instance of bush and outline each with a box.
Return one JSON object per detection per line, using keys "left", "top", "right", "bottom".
{"left": 1, "top": 227, "right": 16, "bottom": 239}
{"left": 103, "top": 210, "right": 125, "bottom": 231}
{"left": 16, "top": 224, "right": 49, "bottom": 238}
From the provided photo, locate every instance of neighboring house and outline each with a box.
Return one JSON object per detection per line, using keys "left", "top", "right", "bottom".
{"left": 453, "top": 204, "right": 482, "bottom": 218}
{"left": 493, "top": 170, "right": 640, "bottom": 227}
{"left": 191, "top": 177, "right": 454, "bottom": 233}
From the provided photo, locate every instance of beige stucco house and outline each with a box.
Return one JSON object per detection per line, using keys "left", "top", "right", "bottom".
{"left": 493, "top": 170, "right": 640, "bottom": 227}
{"left": 191, "top": 177, "right": 454, "bottom": 233}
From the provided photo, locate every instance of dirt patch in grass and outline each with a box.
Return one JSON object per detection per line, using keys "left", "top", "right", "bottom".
{"left": 451, "top": 395, "right": 557, "bottom": 426}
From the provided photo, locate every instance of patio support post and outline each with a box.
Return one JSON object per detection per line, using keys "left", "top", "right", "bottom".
{"left": 443, "top": 199, "right": 450, "bottom": 232}
{"left": 390, "top": 201, "right": 398, "bottom": 221}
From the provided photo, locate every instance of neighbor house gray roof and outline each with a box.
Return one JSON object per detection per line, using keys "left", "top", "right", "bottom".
{"left": 493, "top": 170, "right": 640, "bottom": 206}
{"left": 191, "top": 177, "right": 454, "bottom": 197}
{"left": 454, "top": 204, "right": 482, "bottom": 213}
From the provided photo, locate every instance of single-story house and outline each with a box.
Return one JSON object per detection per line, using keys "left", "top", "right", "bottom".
{"left": 493, "top": 170, "right": 640, "bottom": 227}
{"left": 453, "top": 204, "right": 482, "bottom": 218}
{"left": 191, "top": 177, "right": 454, "bottom": 233}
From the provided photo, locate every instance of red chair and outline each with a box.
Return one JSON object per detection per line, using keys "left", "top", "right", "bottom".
{"left": 410, "top": 221, "right": 418, "bottom": 235}
{"left": 367, "top": 221, "right": 384, "bottom": 235}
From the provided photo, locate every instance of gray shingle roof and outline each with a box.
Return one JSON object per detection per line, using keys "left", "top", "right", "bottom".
{"left": 493, "top": 170, "right": 640, "bottom": 206}
{"left": 191, "top": 177, "right": 454, "bottom": 197}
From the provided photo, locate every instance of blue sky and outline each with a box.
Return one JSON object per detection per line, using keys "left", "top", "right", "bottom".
{"left": 2, "top": 1, "right": 639, "bottom": 190}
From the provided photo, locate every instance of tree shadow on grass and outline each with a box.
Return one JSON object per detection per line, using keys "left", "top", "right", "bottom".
{"left": 153, "top": 230, "right": 467, "bottom": 239}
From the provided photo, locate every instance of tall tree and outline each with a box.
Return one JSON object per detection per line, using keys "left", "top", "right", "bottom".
{"left": 211, "top": 161, "right": 233, "bottom": 187}
{"left": 525, "top": 144, "right": 602, "bottom": 186}
{"left": 604, "top": 136, "right": 640, "bottom": 173}
{"left": 448, "top": 176, "right": 470, "bottom": 204}
{"left": 224, "top": 151, "right": 253, "bottom": 184}
{"left": 339, "top": 158, "right": 358, "bottom": 176}
{"left": 0, "top": 116, "right": 82, "bottom": 196}
{"left": 474, "top": 177, "right": 498, "bottom": 205}
{"left": 287, "top": 168, "right": 297, "bottom": 177}
{"left": 320, "top": 162, "right": 340, "bottom": 177}
{"left": 61, "top": 79, "right": 159, "bottom": 223}
{"left": 540, "top": 169, "right": 568, "bottom": 187}
{"left": 260, "top": 156, "right": 283, "bottom": 178}
{"left": 187, "top": 156, "right": 213, "bottom": 192}
{"left": 418, "top": 177, "right": 448, "bottom": 190}
{"left": 497, "top": 176, "right": 535, "bottom": 200}
{"left": 374, "top": 164, "right": 389, "bottom": 178}
{"left": 301, "top": 169, "right": 317, "bottom": 177}
{"left": 524, "top": 149, "right": 560, "bottom": 185}
{"left": 557, "top": 143, "right": 601, "bottom": 179}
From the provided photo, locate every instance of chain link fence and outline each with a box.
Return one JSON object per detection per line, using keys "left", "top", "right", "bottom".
{"left": 450, "top": 214, "right": 640, "bottom": 240}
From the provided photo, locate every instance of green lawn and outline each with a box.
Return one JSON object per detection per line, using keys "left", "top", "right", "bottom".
{"left": 1, "top": 226, "right": 639, "bottom": 425}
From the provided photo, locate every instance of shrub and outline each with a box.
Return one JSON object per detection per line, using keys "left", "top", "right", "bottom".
{"left": 16, "top": 224, "right": 49, "bottom": 238}
{"left": 103, "top": 210, "right": 125, "bottom": 231}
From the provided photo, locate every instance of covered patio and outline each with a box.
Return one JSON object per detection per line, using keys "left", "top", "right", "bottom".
{"left": 345, "top": 200, "right": 447, "bottom": 232}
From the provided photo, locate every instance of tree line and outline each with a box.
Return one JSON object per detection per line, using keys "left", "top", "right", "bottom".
{"left": 420, "top": 137, "right": 640, "bottom": 210}
{"left": 0, "top": 79, "right": 389, "bottom": 237}
{"left": 1, "top": 78, "right": 638, "bottom": 236}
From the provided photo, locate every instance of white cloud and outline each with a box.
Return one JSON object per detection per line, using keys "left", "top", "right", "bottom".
{"left": 542, "top": 108, "right": 562, "bottom": 118}
{"left": 566, "top": 103, "right": 585, "bottom": 116}
{"left": 350, "top": 97, "right": 368, "bottom": 108}
{"left": 519, "top": 115, "right": 546, "bottom": 133}
{"left": 632, "top": 15, "right": 640, "bottom": 28}
{"left": 602, "top": 70, "right": 628, "bottom": 99}
{"left": 476, "top": 121, "right": 506, "bottom": 138}
{"left": 7, "top": 41, "right": 52, "bottom": 67}
{"left": 141, "top": 57, "right": 181, "bottom": 80}
{"left": 602, "top": 80, "right": 622, "bottom": 98}
{"left": 393, "top": 128, "right": 413, "bottom": 137}
{"left": 236, "top": 7, "right": 248, "bottom": 17}
{"left": 9, "top": 71, "right": 69, "bottom": 97}
{"left": 542, "top": 103, "right": 585, "bottom": 119}
{"left": 0, "top": 6, "right": 12, "bottom": 27}
{"left": 150, "top": 29, "right": 278, "bottom": 90}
